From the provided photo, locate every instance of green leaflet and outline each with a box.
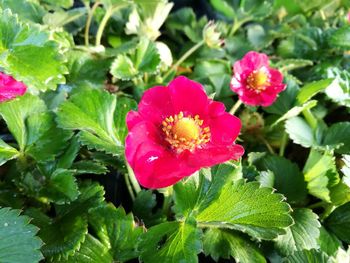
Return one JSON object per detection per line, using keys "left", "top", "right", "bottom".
{"left": 0, "top": 207, "right": 43, "bottom": 263}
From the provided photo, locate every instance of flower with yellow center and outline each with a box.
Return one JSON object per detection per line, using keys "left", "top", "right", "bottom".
{"left": 246, "top": 69, "right": 270, "bottom": 93}
{"left": 162, "top": 111, "right": 210, "bottom": 153}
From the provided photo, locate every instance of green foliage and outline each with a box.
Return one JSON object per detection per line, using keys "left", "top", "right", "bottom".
{"left": 325, "top": 202, "right": 350, "bottom": 243}
{"left": 285, "top": 117, "right": 315, "bottom": 148}
{"left": 0, "top": 207, "right": 43, "bottom": 263}
{"left": 323, "top": 122, "right": 350, "bottom": 154}
{"left": 297, "top": 79, "right": 334, "bottom": 104}
{"left": 284, "top": 249, "right": 332, "bottom": 263}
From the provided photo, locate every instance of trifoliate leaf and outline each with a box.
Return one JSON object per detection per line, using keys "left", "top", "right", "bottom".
{"left": 110, "top": 38, "right": 160, "bottom": 80}
{"left": 139, "top": 219, "right": 202, "bottom": 263}
{"left": 323, "top": 122, "right": 350, "bottom": 154}
{"left": 254, "top": 156, "right": 307, "bottom": 205}
{"left": 0, "top": 9, "right": 67, "bottom": 92}
{"left": 89, "top": 204, "right": 144, "bottom": 262}
{"left": 203, "top": 229, "right": 266, "bottom": 262}
{"left": 303, "top": 149, "right": 339, "bottom": 202}
{"left": 275, "top": 209, "right": 320, "bottom": 256}
{"left": 59, "top": 234, "right": 113, "bottom": 263}
{"left": 285, "top": 117, "right": 316, "bottom": 148}
{"left": 284, "top": 249, "right": 333, "bottom": 263}
{"left": 56, "top": 89, "right": 123, "bottom": 156}
{"left": 196, "top": 179, "right": 293, "bottom": 240}
{"left": 0, "top": 207, "right": 43, "bottom": 263}
{"left": 325, "top": 202, "right": 350, "bottom": 243}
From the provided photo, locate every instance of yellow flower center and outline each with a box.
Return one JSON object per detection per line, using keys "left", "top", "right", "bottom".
{"left": 162, "top": 112, "right": 210, "bottom": 153}
{"left": 246, "top": 69, "right": 270, "bottom": 93}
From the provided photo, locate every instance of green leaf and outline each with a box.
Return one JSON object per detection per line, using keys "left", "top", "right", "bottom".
{"left": 115, "top": 96, "right": 137, "bottom": 142}
{"left": 0, "top": 94, "right": 46, "bottom": 151}
{"left": 41, "top": 0, "right": 73, "bottom": 9}
{"left": 329, "top": 26, "right": 350, "bottom": 49}
{"left": 0, "top": 138, "right": 19, "bottom": 165}
{"left": 303, "top": 149, "right": 339, "bottom": 202}
{"left": 203, "top": 229, "right": 266, "bottom": 262}
{"left": 297, "top": 79, "right": 334, "bottom": 104}
{"left": 284, "top": 249, "right": 332, "bottom": 263}
{"left": 89, "top": 204, "right": 144, "bottom": 261}
{"left": 323, "top": 122, "right": 350, "bottom": 154}
{"left": 317, "top": 226, "right": 342, "bottom": 256}
{"left": 196, "top": 179, "right": 293, "bottom": 240}
{"left": 40, "top": 169, "right": 79, "bottom": 204}
{"left": 325, "top": 202, "right": 350, "bottom": 243}
{"left": 285, "top": 117, "right": 315, "bottom": 148}
{"left": 139, "top": 219, "right": 202, "bottom": 263}
{"left": 275, "top": 59, "right": 313, "bottom": 72}
{"left": 110, "top": 38, "right": 160, "bottom": 80}
{"left": 275, "top": 209, "right": 320, "bottom": 256}
{"left": 0, "top": 0, "right": 45, "bottom": 23}
{"left": 325, "top": 70, "right": 350, "bottom": 108}
{"left": 59, "top": 234, "right": 113, "bottom": 263}
{"left": 254, "top": 156, "right": 307, "bottom": 204}
{"left": 209, "top": 0, "right": 235, "bottom": 18}
{"left": 256, "top": 170, "right": 274, "bottom": 188}
{"left": 0, "top": 9, "right": 67, "bottom": 92}
{"left": 71, "top": 160, "right": 108, "bottom": 175}
{"left": 56, "top": 89, "right": 123, "bottom": 156}
{"left": 0, "top": 207, "right": 43, "bottom": 263}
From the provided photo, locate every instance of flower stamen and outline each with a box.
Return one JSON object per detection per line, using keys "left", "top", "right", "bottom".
{"left": 162, "top": 112, "right": 210, "bottom": 153}
{"left": 246, "top": 69, "right": 270, "bottom": 93}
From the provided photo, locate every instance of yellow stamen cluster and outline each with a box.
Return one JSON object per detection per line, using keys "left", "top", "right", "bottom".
{"left": 162, "top": 111, "right": 211, "bottom": 153}
{"left": 246, "top": 70, "right": 270, "bottom": 93}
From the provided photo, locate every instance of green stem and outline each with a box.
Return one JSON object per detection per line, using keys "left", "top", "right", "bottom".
{"left": 229, "top": 16, "right": 251, "bottom": 37}
{"left": 308, "top": 201, "right": 326, "bottom": 209}
{"left": 163, "top": 40, "right": 204, "bottom": 80}
{"left": 95, "top": 8, "right": 112, "bottom": 46}
{"left": 229, "top": 100, "right": 243, "bottom": 115}
{"left": 162, "top": 186, "right": 173, "bottom": 216}
{"left": 302, "top": 109, "right": 317, "bottom": 130}
{"left": 123, "top": 172, "right": 135, "bottom": 201}
{"left": 258, "top": 135, "right": 275, "bottom": 155}
{"left": 85, "top": 1, "right": 100, "bottom": 46}
{"left": 279, "top": 132, "right": 288, "bottom": 157}
{"left": 126, "top": 163, "right": 142, "bottom": 194}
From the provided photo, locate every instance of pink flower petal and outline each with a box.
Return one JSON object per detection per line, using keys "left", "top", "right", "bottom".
{"left": 209, "top": 113, "right": 241, "bottom": 145}
{"left": 0, "top": 72, "right": 27, "bottom": 102}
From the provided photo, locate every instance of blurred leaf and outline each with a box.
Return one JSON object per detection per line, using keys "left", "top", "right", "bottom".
{"left": 89, "top": 204, "right": 144, "bottom": 261}
{"left": 256, "top": 170, "right": 274, "bottom": 188}
{"left": 325, "top": 70, "right": 350, "bottom": 108}
{"left": 0, "top": 9, "right": 67, "bottom": 92}
{"left": 110, "top": 38, "right": 160, "bottom": 80}
{"left": 0, "top": 0, "right": 45, "bottom": 23}
{"left": 285, "top": 117, "right": 316, "bottom": 148}
{"left": 139, "top": 219, "right": 202, "bottom": 263}
{"left": 56, "top": 89, "right": 123, "bottom": 156}
{"left": 325, "top": 202, "right": 350, "bottom": 243}
{"left": 41, "top": 0, "right": 73, "bottom": 9}
{"left": 317, "top": 226, "right": 342, "bottom": 256}
{"left": 209, "top": 0, "right": 235, "bottom": 18}
{"left": 254, "top": 156, "right": 307, "bottom": 204}
{"left": 323, "top": 122, "right": 350, "bottom": 154}
{"left": 284, "top": 249, "right": 332, "bottom": 263}
{"left": 71, "top": 160, "right": 108, "bottom": 175}
{"left": 275, "top": 208, "right": 320, "bottom": 256}
{"left": 0, "top": 138, "right": 19, "bottom": 165}
{"left": 115, "top": 97, "right": 137, "bottom": 142}
{"left": 43, "top": 8, "right": 86, "bottom": 28}
{"left": 0, "top": 207, "right": 43, "bottom": 263}
{"left": 329, "top": 26, "right": 350, "bottom": 49}
{"left": 297, "top": 79, "right": 333, "bottom": 104}
{"left": 203, "top": 229, "right": 266, "bottom": 262}
{"left": 275, "top": 59, "right": 313, "bottom": 72}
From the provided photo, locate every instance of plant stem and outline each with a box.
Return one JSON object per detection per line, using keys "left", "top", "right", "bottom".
{"left": 95, "top": 8, "right": 112, "bottom": 46}
{"left": 123, "top": 172, "right": 135, "bottom": 201}
{"left": 302, "top": 108, "right": 317, "bottom": 130}
{"left": 162, "top": 186, "right": 173, "bottom": 216}
{"left": 126, "top": 163, "right": 142, "bottom": 194}
{"left": 279, "top": 132, "right": 288, "bottom": 157}
{"left": 229, "top": 100, "right": 243, "bottom": 115}
{"left": 258, "top": 135, "right": 275, "bottom": 155}
{"left": 163, "top": 40, "right": 204, "bottom": 80}
{"left": 85, "top": 1, "right": 100, "bottom": 46}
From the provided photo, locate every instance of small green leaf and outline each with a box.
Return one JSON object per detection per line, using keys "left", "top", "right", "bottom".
{"left": 56, "top": 89, "right": 123, "bottom": 156}
{"left": 115, "top": 96, "right": 137, "bottom": 142}
{"left": 329, "top": 26, "right": 350, "bottom": 49}
{"left": 71, "top": 160, "right": 108, "bottom": 175}
{"left": 110, "top": 38, "right": 160, "bottom": 80}
{"left": 275, "top": 59, "right": 313, "bottom": 72}
{"left": 0, "top": 138, "right": 19, "bottom": 165}
{"left": 139, "top": 219, "right": 202, "bottom": 263}
{"left": 323, "top": 122, "right": 350, "bottom": 154}
{"left": 89, "top": 204, "right": 144, "bottom": 262}
{"left": 0, "top": 0, "right": 45, "bottom": 23}
{"left": 325, "top": 70, "right": 350, "bottom": 108}
{"left": 284, "top": 249, "right": 332, "bottom": 263}
{"left": 317, "top": 227, "right": 342, "bottom": 256}
{"left": 0, "top": 207, "right": 43, "bottom": 263}
{"left": 275, "top": 209, "right": 320, "bottom": 256}
{"left": 59, "top": 234, "right": 113, "bottom": 263}
{"left": 297, "top": 79, "right": 334, "bottom": 104}
{"left": 325, "top": 202, "right": 350, "bottom": 243}
{"left": 209, "top": 0, "right": 235, "bottom": 18}
{"left": 285, "top": 117, "right": 315, "bottom": 148}
{"left": 203, "top": 229, "right": 266, "bottom": 262}
{"left": 196, "top": 179, "right": 293, "bottom": 240}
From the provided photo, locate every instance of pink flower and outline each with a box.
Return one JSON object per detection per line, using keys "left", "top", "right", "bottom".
{"left": 0, "top": 72, "right": 27, "bottom": 102}
{"left": 230, "top": 51, "right": 286, "bottom": 107}
{"left": 125, "top": 76, "right": 244, "bottom": 189}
